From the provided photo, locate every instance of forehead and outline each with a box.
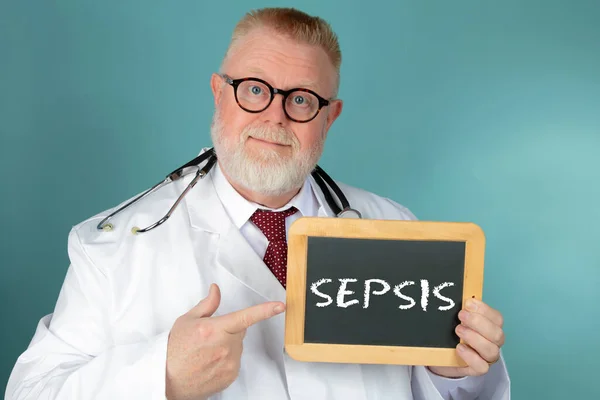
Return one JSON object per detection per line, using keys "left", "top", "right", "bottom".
{"left": 223, "top": 29, "right": 336, "bottom": 95}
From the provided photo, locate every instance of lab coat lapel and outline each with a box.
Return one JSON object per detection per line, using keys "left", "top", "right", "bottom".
{"left": 184, "top": 170, "right": 335, "bottom": 305}
{"left": 186, "top": 170, "right": 286, "bottom": 304}
{"left": 216, "top": 224, "right": 287, "bottom": 303}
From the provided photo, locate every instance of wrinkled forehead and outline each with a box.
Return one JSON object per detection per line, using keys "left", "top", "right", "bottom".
{"left": 223, "top": 29, "right": 337, "bottom": 97}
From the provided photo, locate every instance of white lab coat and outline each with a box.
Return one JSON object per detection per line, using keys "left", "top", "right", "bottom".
{"left": 5, "top": 157, "right": 510, "bottom": 400}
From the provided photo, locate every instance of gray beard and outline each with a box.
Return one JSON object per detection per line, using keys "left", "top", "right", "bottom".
{"left": 210, "top": 111, "right": 324, "bottom": 197}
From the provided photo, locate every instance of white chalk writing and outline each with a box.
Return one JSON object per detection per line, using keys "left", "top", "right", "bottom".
{"left": 309, "top": 278, "right": 457, "bottom": 312}
{"left": 433, "top": 282, "right": 455, "bottom": 311}
{"left": 337, "top": 279, "right": 360, "bottom": 308}
{"left": 420, "top": 279, "right": 429, "bottom": 312}
{"left": 393, "top": 280, "right": 416, "bottom": 310}
{"left": 363, "top": 279, "right": 391, "bottom": 309}
{"left": 310, "top": 278, "right": 333, "bottom": 307}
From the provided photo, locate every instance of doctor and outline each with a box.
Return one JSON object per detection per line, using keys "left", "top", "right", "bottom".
{"left": 6, "top": 7, "right": 510, "bottom": 400}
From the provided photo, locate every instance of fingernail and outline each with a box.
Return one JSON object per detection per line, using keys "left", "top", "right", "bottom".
{"left": 457, "top": 344, "right": 467, "bottom": 353}
{"left": 456, "top": 325, "right": 465, "bottom": 335}
{"left": 274, "top": 304, "right": 284, "bottom": 313}
{"left": 459, "top": 310, "right": 470, "bottom": 321}
{"left": 466, "top": 299, "right": 478, "bottom": 312}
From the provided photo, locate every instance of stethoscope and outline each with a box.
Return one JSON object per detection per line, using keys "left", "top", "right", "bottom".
{"left": 97, "top": 148, "right": 362, "bottom": 235}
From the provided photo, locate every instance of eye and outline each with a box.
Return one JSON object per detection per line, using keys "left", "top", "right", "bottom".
{"left": 250, "top": 85, "right": 263, "bottom": 95}
{"left": 293, "top": 95, "right": 307, "bottom": 105}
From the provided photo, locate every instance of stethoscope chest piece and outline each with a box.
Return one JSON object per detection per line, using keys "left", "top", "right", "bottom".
{"left": 337, "top": 208, "right": 362, "bottom": 219}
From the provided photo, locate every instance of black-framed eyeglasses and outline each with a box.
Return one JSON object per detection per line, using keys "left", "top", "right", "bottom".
{"left": 220, "top": 74, "right": 331, "bottom": 123}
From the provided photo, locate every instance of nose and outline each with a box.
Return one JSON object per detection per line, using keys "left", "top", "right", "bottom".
{"left": 260, "top": 93, "right": 288, "bottom": 125}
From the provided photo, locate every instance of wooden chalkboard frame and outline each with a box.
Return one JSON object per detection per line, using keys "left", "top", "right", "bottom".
{"left": 284, "top": 218, "right": 485, "bottom": 367}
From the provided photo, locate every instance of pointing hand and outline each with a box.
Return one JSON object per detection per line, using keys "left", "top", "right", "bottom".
{"left": 165, "top": 283, "right": 285, "bottom": 400}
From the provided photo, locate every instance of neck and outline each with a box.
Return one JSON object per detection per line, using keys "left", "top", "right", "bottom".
{"left": 220, "top": 165, "right": 301, "bottom": 209}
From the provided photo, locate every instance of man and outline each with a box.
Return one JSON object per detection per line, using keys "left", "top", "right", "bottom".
{"left": 5, "top": 7, "right": 510, "bottom": 400}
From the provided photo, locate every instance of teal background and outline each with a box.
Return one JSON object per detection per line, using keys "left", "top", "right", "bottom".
{"left": 1, "top": 1, "right": 599, "bottom": 398}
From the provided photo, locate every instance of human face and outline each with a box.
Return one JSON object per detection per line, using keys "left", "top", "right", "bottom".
{"left": 210, "top": 28, "right": 343, "bottom": 197}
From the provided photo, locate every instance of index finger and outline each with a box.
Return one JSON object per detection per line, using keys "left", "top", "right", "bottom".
{"left": 466, "top": 298, "right": 503, "bottom": 328}
{"left": 217, "top": 302, "right": 286, "bottom": 334}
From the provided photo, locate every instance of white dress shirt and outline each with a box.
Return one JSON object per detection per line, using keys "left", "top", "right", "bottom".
{"left": 212, "top": 163, "right": 319, "bottom": 260}
{"left": 211, "top": 163, "right": 486, "bottom": 400}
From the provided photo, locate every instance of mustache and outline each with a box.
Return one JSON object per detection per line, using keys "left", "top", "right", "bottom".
{"left": 242, "top": 124, "right": 297, "bottom": 146}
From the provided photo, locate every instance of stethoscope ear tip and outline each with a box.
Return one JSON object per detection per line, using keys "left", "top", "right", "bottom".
{"left": 97, "top": 223, "right": 141, "bottom": 235}
{"left": 101, "top": 223, "right": 114, "bottom": 232}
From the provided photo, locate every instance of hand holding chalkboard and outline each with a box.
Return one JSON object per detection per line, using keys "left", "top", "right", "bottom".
{"left": 427, "top": 296, "right": 505, "bottom": 378}
{"left": 284, "top": 218, "right": 486, "bottom": 368}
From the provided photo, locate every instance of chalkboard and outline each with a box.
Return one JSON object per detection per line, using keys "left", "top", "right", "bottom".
{"left": 284, "top": 218, "right": 485, "bottom": 367}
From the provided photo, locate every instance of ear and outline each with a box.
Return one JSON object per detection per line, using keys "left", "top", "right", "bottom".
{"left": 211, "top": 73, "right": 224, "bottom": 108}
{"left": 323, "top": 99, "right": 343, "bottom": 134}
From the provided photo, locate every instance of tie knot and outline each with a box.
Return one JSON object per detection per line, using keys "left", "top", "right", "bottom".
{"left": 250, "top": 207, "right": 298, "bottom": 242}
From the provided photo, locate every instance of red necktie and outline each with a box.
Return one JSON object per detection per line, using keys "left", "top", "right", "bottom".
{"left": 250, "top": 207, "right": 298, "bottom": 288}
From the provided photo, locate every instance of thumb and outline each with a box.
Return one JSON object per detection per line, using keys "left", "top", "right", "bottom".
{"left": 189, "top": 283, "right": 221, "bottom": 318}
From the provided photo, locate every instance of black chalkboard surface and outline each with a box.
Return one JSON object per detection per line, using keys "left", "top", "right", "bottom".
{"left": 285, "top": 218, "right": 485, "bottom": 367}
{"left": 304, "top": 238, "right": 465, "bottom": 348}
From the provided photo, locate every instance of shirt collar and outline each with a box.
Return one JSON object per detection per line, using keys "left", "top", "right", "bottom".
{"left": 212, "top": 163, "right": 320, "bottom": 229}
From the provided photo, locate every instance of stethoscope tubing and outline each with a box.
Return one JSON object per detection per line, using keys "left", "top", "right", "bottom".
{"left": 96, "top": 148, "right": 360, "bottom": 235}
